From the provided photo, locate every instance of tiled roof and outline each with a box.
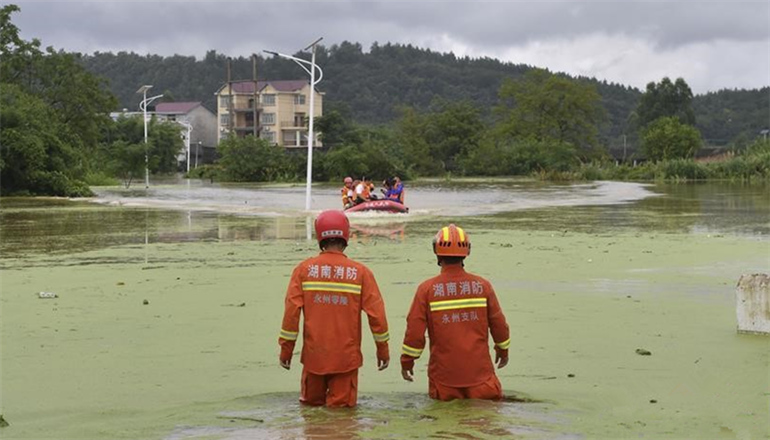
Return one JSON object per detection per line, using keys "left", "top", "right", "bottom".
{"left": 228, "top": 80, "right": 310, "bottom": 94}
{"left": 155, "top": 102, "right": 201, "bottom": 114}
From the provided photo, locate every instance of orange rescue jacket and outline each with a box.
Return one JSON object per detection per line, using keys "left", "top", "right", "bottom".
{"left": 279, "top": 250, "right": 390, "bottom": 374}
{"left": 341, "top": 186, "right": 352, "bottom": 206}
{"left": 401, "top": 264, "right": 510, "bottom": 387}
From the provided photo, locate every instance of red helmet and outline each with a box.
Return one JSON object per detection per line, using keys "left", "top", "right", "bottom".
{"left": 344, "top": 177, "right": 353, "bottom": 184}
{"left": 433, "top": 224, "right": 470, "bottom": 257}
{"left": 315, "top": 210, "right": 350, "bottom": 244}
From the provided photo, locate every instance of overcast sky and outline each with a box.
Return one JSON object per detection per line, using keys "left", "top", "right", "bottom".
{"left": 10, "top": 0, "right": 770, "bottom": 93}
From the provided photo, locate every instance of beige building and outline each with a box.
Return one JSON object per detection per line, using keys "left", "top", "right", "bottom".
{"left": 214, "top": 80, "right": 323, "bottom": 148}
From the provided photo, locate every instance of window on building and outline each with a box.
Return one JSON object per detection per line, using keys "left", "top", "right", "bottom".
{"left": 263, "top": 131, "right": 276, "bottom": 143}
{"left": 220, "top": 96, "right": 231, "bottom": 109}
{"left": 294, "top": 113, "right": 305, "bottom": 127}
{"left": 261, "top": 113, "right": 275, "bottom": 125}
{"left": 220, "top": 114, "right": 230, "bottom": 126}
{"left": 262, "top": 94, "right": 276, "bottom": 106}
{"left": 283, "top": 131, "right": 297, "bottom": 145}
{"left": 294, "top": 94, "right": 306, "bottom": 105}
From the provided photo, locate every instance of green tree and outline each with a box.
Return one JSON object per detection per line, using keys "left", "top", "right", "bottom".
{"left": 0, "top": 4, "right": 42, "bottom": 85}
{"left": 637, "top": 77, "right": 695, "bottom": 129}
{"left": 495, "top": 69, "right": 606, "bottom": 156}
{"left": 322, "top": 135, "right": 405, "bottom": 182}
{"left": 217, "top": 135, "right": 294, "bottom": 181}
{"left": 315, "top": 107, "right": 362, "bottom": 147}
{"left": 0, "top": 84, "right": 91, "bottom": 196}
{"left": 149, "top": 119, "right": 184, "bottom": 173}
{"left": 0, "top": 4, "right": 117, "bottom": 195}
{"left": 108, "top": 140, "right": 146, "bottom": 188}
{"left": 96, "top": 116, "right": 184, "bottom": 182}
{"left": 642, "top": 116, "right": 702, "bottom": 161}
{"left": 395, "top": 107, "right": 435, "bottom": 175}
{"left": 396, "top": 100, "right": 484, "bottom": 175}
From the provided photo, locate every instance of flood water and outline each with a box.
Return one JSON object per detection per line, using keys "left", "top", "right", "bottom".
{"left": 1, "top": 179, "right": 767, "bottom": 258}
{"left": 1, "top": 179, "right": 768, "bottom": 439}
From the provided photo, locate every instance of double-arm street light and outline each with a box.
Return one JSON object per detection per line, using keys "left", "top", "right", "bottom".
{"left": 264, "top": 37, "right": 323, "bottom": 211}
{"left": 136, "top": 85, "right": 164, "bottom": 189}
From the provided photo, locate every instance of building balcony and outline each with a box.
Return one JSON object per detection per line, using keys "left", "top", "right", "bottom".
{"left": 280, "top": 120, "right": 305, "bottom": 128}
{"left": 232, "top": 104, "right": 261, "bottom": 112}
{"left": 283, "top": 142, "right": 321, "bottom": 149}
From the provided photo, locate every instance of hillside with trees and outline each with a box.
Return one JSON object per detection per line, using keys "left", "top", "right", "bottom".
{"left": 80, "top": 42, "right": 767, "bottom": 150}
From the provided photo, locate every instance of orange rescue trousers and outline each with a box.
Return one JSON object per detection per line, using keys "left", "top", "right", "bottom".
{"left": 300, "top": 367, "right": 359, "bottom": 407}
{"left": 428, "top": 375, "right": 503, "bottom": 401}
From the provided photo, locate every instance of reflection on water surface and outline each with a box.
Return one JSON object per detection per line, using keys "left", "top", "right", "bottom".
{"left": 164, "top": 391, "right": 568, "bottom": 440}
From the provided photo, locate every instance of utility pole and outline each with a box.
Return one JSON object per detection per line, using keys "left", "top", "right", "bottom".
{"left": 623, "top": 134, "right": 627, "bottom": 162}
{"left": 252, "top": 54, "right": 259, "bottom": 138}
{"left": 227, "top": 59, "right": 234, "bottom": 136}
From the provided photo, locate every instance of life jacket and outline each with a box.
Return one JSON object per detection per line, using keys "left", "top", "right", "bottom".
{"left": 356, "top": 182, "right": 371, "bottom": 201}
{"left": 388, "top": 182, "right": 405, "bottom": 204}
{"left": 341, "top": 186, "right": 353, "bottom": 206}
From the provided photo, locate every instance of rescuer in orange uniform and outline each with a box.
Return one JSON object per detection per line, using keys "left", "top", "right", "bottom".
{"left": 279, "top": 210, "right": 390, "bottom": 407}
{"left": 400, "top": 224, "right": 510, "bottom": 400}
{"left": 341, "top": 177, "right": 354, "bottom": 209}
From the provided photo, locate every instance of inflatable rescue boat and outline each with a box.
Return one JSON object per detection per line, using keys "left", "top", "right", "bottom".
{"left": 345, "top": 200, "right": 409, "bottom": 214}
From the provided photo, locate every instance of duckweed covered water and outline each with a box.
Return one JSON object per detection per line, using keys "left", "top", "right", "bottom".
{"left": 1, "top": 180, "right": 768, "bottom": 439}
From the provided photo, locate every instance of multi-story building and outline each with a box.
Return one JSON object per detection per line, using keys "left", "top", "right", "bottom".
{"left": 109, "top": 102, "right": 218, "bottom": 166}
{"left": 154, "top": 102, "right": 217, "bottom": 149}
{"left": 214, "top": 80, "right": 323, "bottom": 148}
{"left": 155, "top": 101, "right": 218, "bottom": 165}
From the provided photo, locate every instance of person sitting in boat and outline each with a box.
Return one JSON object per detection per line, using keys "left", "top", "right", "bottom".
{"left": 341, "top": 177, "right": 355, "bottom": 209}
{"left": 385, "top": 177, "right": 405, "bottom": 204}
{"left": 365, "top": 177, "right": 379, "bottom": 200}
{"left": 380, "top": 178, "right": 393, "bottom": 198}
{"left": 352, "top": 179, "right": 371, "bottom": 205}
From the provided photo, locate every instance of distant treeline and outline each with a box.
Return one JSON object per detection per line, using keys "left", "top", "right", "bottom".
{"left": 80, "top": 43, "right": 769, "bottom": 153}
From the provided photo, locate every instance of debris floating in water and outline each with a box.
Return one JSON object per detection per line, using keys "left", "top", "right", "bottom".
{"left": 38, "top": 291, "right": 57, "bottom": 299}
{"left": 143, "top": 299, "right": 149, "bottom": 305}
{"left": 635, "top": 348, "right": 652, "bottom": 356}
{"left": 0, "top": 414, "right": 9, "bottom": 427}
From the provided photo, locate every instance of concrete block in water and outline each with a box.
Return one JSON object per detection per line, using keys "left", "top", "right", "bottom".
{"left": 736, "top": 274, "right": 770, "bottom": 335}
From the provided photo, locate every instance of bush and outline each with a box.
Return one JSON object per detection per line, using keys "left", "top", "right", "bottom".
{"left": 659, "top": 159, "right": 711, "bottom": 181}
{"left": 186, "top": 164, "right": 223, "bottom": 182}
{"left": 83, "top": 171, "right": 119, "bottom": 186}
{"left": 642, "top": 116, "right": 702, "bottom": 161}
{"left": 217, "top": 136, "right": 296, "bottom": 182}
{"left": 575, "top": 163, "right": 607, "bottom": 181}
{"left": 28, "top": 171, "right": 93, "bottom": 197}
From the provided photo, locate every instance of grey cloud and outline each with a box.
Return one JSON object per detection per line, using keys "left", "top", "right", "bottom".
{"left": 17, "top": 1, "right": 767, "bottom": 53}
{"left": 11, "top": 0, "right": 770, "bottom": 92}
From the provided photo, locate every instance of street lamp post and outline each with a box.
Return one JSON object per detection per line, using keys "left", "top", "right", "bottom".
{"left": 264, "top": 37, "right": 323, "bottom": 211}
{"left": 136, "top": 85, "right": 164, "bottom": 189}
